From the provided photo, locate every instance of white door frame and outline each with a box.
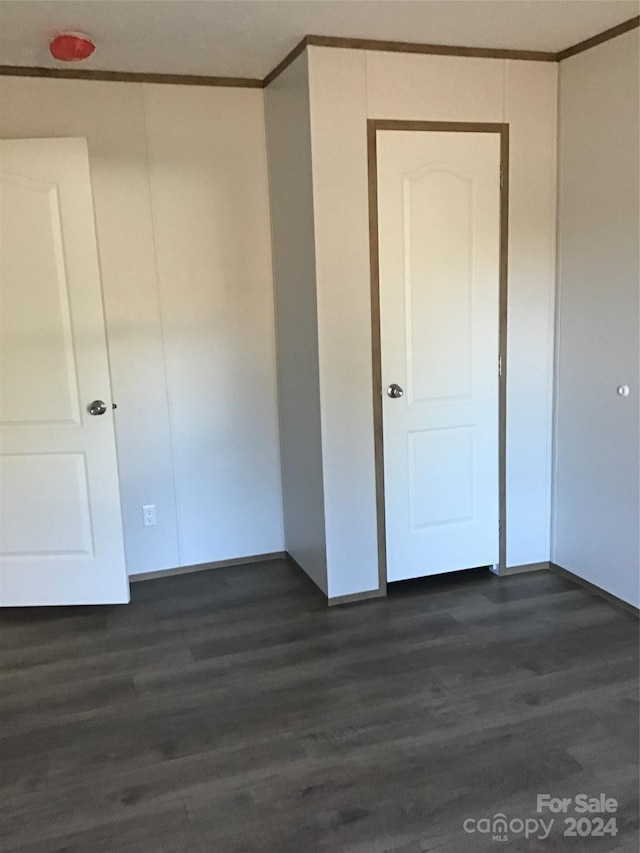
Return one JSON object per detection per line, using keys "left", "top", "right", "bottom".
{"left": 367, "top": 119, "right": 510, "bottom": 591}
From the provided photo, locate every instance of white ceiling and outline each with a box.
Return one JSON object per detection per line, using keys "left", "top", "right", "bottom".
{"left": 0, "top": 1, "right": 638, "bottom": 78}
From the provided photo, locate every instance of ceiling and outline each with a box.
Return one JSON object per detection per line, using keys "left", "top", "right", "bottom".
{"left": 0, "top": 1, "right": 638, "bottom": 79}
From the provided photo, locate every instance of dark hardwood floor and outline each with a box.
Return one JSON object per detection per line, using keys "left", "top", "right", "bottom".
{"left": 0, "top": 561, "right": 638, "bottom": 852}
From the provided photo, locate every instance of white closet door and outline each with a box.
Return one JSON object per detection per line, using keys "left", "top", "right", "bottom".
{"left": 377, "top": 130, "right": 501, "bottom": 581}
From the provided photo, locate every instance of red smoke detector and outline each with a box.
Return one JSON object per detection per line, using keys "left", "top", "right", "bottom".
{"left": 49, "top": 32, "right": 95, "bottom": 62}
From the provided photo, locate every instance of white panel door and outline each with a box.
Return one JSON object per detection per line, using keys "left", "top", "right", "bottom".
{"left": 377, "top": 131, "right": 500, "bottom": 581}
{"left": 0, "top": 138, "right": 128, "bottom": 605}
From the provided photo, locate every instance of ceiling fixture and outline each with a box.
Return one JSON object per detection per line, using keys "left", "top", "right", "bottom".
{"left": 49, "top": 32, "right": 96, "bottom": 62}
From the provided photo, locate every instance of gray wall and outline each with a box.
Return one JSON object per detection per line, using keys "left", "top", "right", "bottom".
{"left": 265, "top": 53, "right": 328, "bottom": 593}
{"left": 554, "top": 30, "right": 640, "bottom": 607}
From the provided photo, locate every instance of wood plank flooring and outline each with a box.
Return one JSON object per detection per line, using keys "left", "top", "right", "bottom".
{"left": 0, "top": 561, "right": 638, "bottom": 852}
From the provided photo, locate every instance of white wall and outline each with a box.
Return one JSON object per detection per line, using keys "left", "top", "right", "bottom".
{"left": 265, "top": 53, "right": 328, "bottom": 593}
{"left": 554, "top": 30, "right": 640, "bottom": 608}
{"left": 0, "top": 77, "right": 180, "bottom": 575}
{"left": 504, "top": 60, "right": 558, "bottom": 567}
{"left": 307, "top": 47, "right": 558, "bottom": 598}
{"left": 308, "top": 49, "right": 377, "bottom": 600}
{"left": 0, "top": 76, "right": 285, "bottom": 576}
{"left": 143, "top": 85, "right": 284, "bottom": 568}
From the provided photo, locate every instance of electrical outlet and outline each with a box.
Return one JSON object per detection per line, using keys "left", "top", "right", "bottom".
{"left": 142, "top": 505, "right": 156, "bottom": 527}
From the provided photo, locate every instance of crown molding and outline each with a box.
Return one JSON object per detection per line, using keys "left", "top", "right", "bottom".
{"left": 264, "top": 17, "right": 640, "bottom": 85}
{"left": 262, "top": 37, "right": 308, "bottom": 86}
{"left": 0, "top": 16, "right": 638, "bottom": 89}
{"left": 0, "top": 64, "right": 263, "bottom": 88}
{"left": 305, "top": 34, "right": 556, "bottom": 62}
{"left": 556, "top": 14, "right": 639, "bottom": 61}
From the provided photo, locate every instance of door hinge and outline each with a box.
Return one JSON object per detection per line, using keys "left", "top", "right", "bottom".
{"left": 500, "top": 165, "right": 504, "bottom": 189}
{"left": 498, "top": 355, "right": 503, "bottom": 377}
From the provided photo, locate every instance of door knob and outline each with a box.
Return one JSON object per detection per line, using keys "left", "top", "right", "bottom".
{"left": 387, "top": 383, "right": 404, "bottom": 399}
{"left": 87, "top": 400, "right": 107, "bottom": 416}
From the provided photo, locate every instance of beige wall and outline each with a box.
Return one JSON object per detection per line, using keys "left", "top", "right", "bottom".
{"left": 554, "top": 30, "right": 639, "bottom": 607}
{"left": 307, "top": 47, "right": 558, "bottom": 598}
{"left": 0, "top": 76, "right": 285, "bottom": 575}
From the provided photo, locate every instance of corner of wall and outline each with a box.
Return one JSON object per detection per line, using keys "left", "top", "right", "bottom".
{"left": 307, "top": 46, "right": 380, "bottom": 600}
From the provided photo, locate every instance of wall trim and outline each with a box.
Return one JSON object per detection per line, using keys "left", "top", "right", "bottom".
{"left": 2, "top": 16, "right": 637, "bottom": 90}
{"left": 367, "top": 120, "right": 510, "bottom": 589}
{"left": 366, "top": 119, "right": 387, "bottom": 595}
{"left": 264, "top": 17, "right": 640, "bottom": 85}
{"left": 550, "top": 562, "right": 640, "bottom": 617}
{"left": 0, "top": 64, "right": 264, "bottom": 88}
{"left": 556, "top": 15, "right": 640, "bottom": 61}
{"left": 502, "top": 561, "right": 551, "bottom": 576}
{"left": 284, "top": 553, "right": 386, "bottom": 605}
{"left": 128, "top": 553, "right": 639, "bottom": 618}
{"left": 129, "top": 551, "right": 286, "bottom": 582}
{"left": 305, "top": 34, "right": 556, "bottom": 62}
{"left": 284, "top": 553, "right": 330, "bottom": 602}
{"left": 328, "top": 588, "right": 387, "bottom": 606}
{"left": 262, "top": 37, "right": 308, "bottom": 86}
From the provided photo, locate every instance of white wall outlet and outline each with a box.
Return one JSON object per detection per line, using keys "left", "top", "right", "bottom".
{"left": 142, "top": 504, "right": 156, "bottom": 527}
